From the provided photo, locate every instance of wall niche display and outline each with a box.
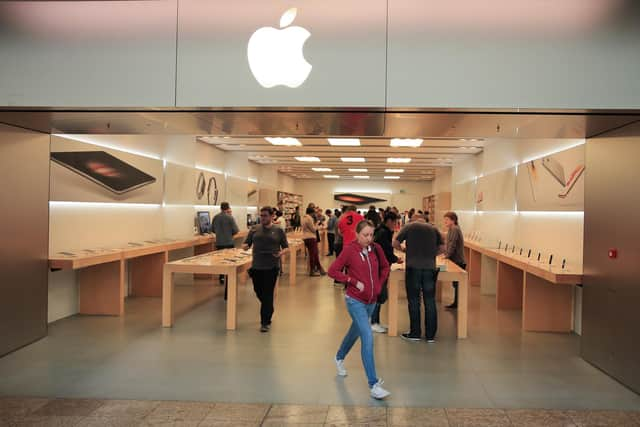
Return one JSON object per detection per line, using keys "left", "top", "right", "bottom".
{"left": 50, "top": 137, "right": 163, "bottom": 204}
{"left": 475, "top": 168, "right": 516, "bottom": 211}
{"left": 277, "top": 191, "right": 303, "bottom": 223}
{"left": 195, "top": 170, "right": 225, "bottom": 206}
{"left": 517, "top": 145, "right": 585, "bottom": 211}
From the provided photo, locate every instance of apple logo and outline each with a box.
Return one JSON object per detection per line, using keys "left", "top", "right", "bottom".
{"left": 247, "top": 8, "right": 312, "bottom": 88}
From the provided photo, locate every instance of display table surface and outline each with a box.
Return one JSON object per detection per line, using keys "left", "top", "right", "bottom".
{"left": 463, "top": 239, "right": 582, "bottom": 332}
{"left": 162, "top": 248, "right": 253, "bottom": 330}
{"left": 388, "top": 254, "right": 468, "bottom": 339}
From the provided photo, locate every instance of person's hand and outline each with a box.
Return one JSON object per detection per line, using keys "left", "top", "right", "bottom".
{"left": 397, "top": 258, "right": 404, "bottom": 264}
{"left": 356, "top": 281, "right": 365, "bottom": 292}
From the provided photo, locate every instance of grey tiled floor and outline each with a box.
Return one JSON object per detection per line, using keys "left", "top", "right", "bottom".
{"left": 1, "top": 256, "right": 639, "bottom": 412}
{"left": 1, "top": 399, "right": 639, "bottom": 426}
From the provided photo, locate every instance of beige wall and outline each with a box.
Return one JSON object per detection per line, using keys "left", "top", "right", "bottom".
{"left": 294, "top": 179, "right": 432, "bottom": 212}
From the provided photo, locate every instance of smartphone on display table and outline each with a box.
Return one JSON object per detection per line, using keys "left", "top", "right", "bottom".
{"left": 51, "top": 151, "right": 156, "bottom": 194}
{"left": 542, "top": 157, "right": 566, "bottom": 186}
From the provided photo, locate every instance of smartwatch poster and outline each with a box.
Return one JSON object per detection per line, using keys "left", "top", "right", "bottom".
{"left": 517, "top": 145, "right": 585, "bottom": 211}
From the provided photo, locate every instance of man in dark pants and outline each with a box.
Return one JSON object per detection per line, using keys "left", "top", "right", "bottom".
{"left": 393, "top": 213, "right": 444, "bottom": 342}
{"left": 443, "top": 211, "right": 466, "bottom": 309}
{"left": 242, "top": 206, "right": 289, "bottom": 332}
{"left": 371, "top": 211, "right": 403, "bottom": 333}
{"left": 211, "top": 201, "right": 240, "bottom": 300}
{"left": 325, "top": 209, "right": 337, "bottom": 256}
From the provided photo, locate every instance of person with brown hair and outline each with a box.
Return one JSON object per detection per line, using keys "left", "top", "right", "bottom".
{"left": 443, "top": 211, "right": 466, "bottom": 309}
{"left": 328, "top": 220, "right": 391, "bottom": 400}
{"left": 302, "top": 206, "right": 326, "bottom": 276}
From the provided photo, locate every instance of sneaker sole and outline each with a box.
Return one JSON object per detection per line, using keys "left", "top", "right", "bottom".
{"left": 371, "top": 392, "right": 391, "bottom": 400}
{"left": 400, "top": 335, "right": 421, "bottom": 342}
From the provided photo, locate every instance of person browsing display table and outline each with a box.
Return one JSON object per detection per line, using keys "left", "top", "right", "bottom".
{"left": 443, "top": 211, "right": 466, "bottom": 310}
{"left": 302, "top": 206, "right": 326, "bottom": 276}
{"left": 328, "top": 220, "right": 392, "bottom": 400}
{"left": 242, "top": 206, "right": 289, "bottom": 333}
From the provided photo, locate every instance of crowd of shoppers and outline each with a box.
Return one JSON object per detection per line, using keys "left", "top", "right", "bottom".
{"left": 210, "top": 200, "right": 466, "bottom": 400}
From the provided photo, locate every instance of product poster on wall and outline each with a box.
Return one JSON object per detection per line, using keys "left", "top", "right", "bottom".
{"left": 475, "top": 168, "right": 516, "bottom": 211}
{"left": 50, "top": 137, "right": 163, "bottom": 204}
{"left": 517, "top": 145, "right": 585, "bottom": 211}
{"left": 195, "top": 169, "right": 225, "bottom": 206}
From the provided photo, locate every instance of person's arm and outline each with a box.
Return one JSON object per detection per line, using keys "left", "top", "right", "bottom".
{"left": 241, "top": 228, "right": 254, "bottom": 250}
{"left": 375, "top": 228, "right": 397, "bottom": 264}
{"left": 444, "top": 229, "right": 457, "bottom": 258}
{"left": 327, "top": 248, "right": 361, "bottom": 290}
{"left": 375, "top": 244, "right": 391, "bottom": 283}
{"left": 437, "top": 228, "right": 446, "bottom": 255}
{"left": 277, "top": 230, "right": 290, "bottom": 257}
{"left": 393, "top": 224, "right": 408, "bottom": 251}
{"left": 231, "top": 216, "right": 239, "bottom": 236}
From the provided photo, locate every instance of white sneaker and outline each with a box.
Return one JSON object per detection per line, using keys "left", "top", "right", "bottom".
{"left": 370, "top": 379, "right": 391, "bottom": 400}
{"left": 335, "top": 357, "right": 347, "bottom": 376}
{"left": 371, "top": 323, "right": 387, "bottom": 333}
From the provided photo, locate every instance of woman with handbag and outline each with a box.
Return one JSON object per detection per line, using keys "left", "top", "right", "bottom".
{"left": 328, "top": 220, "right": 391, "bottom": 400}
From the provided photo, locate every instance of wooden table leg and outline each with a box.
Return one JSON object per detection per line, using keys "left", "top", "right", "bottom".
{"left": 226, "top": 270, "right": 238, "bottom": 330}
{"left": 387, "top": 271, "right": 399, "bottom": 337}
{"left": 289, "top": 247, "right": 297, "bottom": 286}
{"left": 130, "top": 251, "right": 166, "bottom": 297}
{"left": 457, "top": 274, "right": 468, "bottom": 339}
{"left": 79, "top": 259, "right": 125, "bottom": 316}
{"left": 162, "top": 266, "right": 174, "bottom": 327}
{"left": 469, "top": 249, "right": 482, "bottom": 286}
{"left": 496, "top": 261, "right": 524, "bottom": 310}
{"left": 523, "top": 273, "right": 574, "bottom": 332}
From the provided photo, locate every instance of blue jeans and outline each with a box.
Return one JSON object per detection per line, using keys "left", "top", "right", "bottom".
{"left": 405, "top": 267, "right": 438, "bottom": 339}
{"left": 336, "top": 296, "right": 378, "bottom": 387}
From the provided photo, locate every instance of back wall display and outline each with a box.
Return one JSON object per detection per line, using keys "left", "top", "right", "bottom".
{"left": 50, "top": 137, "right": 163, "bottom": 204}
{"left": 195, "top": 169, "right": 225, "bottom": 206}
{"left": 517, "top": 145, "right": 585, "bottom": 211}
{"left": 475, "top": 168, "right": 516, "bottom": 211}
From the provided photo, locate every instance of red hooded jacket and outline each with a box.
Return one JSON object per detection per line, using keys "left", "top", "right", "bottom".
{"left": 328, "top": 240, "right": 390, "bottom": 304}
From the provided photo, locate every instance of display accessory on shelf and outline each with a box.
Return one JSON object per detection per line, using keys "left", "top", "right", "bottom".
{"left": 196, "top": 211, "right": 211, "bottom": 234}
{"left": 537, "top": 252, "right": 541, "bottom": 261}
{"left": 548, "top": 254, "right": 553, "bottom": 265}
{"left": 562, "top": 259, "right": 566, "bottom": 269}
{"left": 527, "top": 249, "right": 532, "bottom": 258}
{"left": 520, "top": 248, "right": 523, "bottom": 256}
{"left": 498, "top": 240, "right": 501, "bottom": 249}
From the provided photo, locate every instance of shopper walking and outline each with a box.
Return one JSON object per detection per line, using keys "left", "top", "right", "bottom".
{"left": 273, "top": 210, "right": 287, "bottom": 231}
{"left": 326, "top": 209, "right": 337, "bottom": 256}
{"left": 302, "top": 206, "right": 326, "bottom": 276}
{"left": 242, "top": 206, "right": 289, "bottom": 332}
{"left": 365, "top": 205, "right": 381, "bottom": 228}
{"left": 212, "top": 202, "right": 240, "bottom": 300}
{"left": 328, "top": 220, "right": 391, "bottom": 400}
{"left": 443, "top": 211, "right": 466, "bottom": 309}
{"left": 371, "top": 211, "right": 403, "bottom": 333}
{"left": 393, "top": 213, "right": 444, "bottom": 342}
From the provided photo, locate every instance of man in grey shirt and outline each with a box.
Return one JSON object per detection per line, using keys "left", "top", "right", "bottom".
{"left": 212, "top": 202, "right": 240, "bottom": 298}
{"left": 243, "top": 206, "right": 289, "bottom": 332}
{"left": 393, "top": 214, "right": 444, "bottom": 342}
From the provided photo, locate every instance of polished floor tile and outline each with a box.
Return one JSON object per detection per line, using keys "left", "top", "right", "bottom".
{"left": 445, "top": 408, "right": 512, "bottom": 427}
{"left": 31, "top": 399, "right": 104, "bottom": 417}
{"left": 505, "top": 409, "right": 576, "bottom": 427}
{"left": 388, "top": 407, "right": 449, "bottom": 426}
{"left": 0, "top": 398, "right": 51, "bottom": 418}
{"left": 566, "top": 410, "right": 639, "bottom": 427}
{"left": 263, "top": 404, "right": 329, "bottom": 424}
{"left": 10, "top": 416, "right": 87, "bottom": 427}
{"left": 1, "top": 257, "right": 639, "bottom": 411}
{"left": 325, "top": 405, "right": 388, "bottom": 425}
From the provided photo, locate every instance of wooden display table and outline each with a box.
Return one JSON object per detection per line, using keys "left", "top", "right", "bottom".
{"left": 387, "top": 255, "right": 469, "bottom": 339}
{"left": 162, "top": 248, "right": 252, "bottom": 330}
{"left": 48, "top": 233, "right": 250, "bottom": 317}
{"left": 464, "top": 240, "right": 583, "bottom": 332}
{"left": 286, "top": 238, "right": 305, "bottom": 286}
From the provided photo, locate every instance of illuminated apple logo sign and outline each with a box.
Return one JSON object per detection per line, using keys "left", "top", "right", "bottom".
{"left": 247, "top": 8, "right": 312, "bottom": 88}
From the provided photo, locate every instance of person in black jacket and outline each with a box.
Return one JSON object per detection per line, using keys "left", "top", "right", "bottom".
{"left": 366, "top": 205, "right": 381, "bottom": 228}
{"left": 370, "top": 211, "right": 403, "bottom": 333}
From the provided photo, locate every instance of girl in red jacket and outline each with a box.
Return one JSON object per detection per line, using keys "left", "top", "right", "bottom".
{"left": 328, "top": 220, "right": 391, "bottom": 400}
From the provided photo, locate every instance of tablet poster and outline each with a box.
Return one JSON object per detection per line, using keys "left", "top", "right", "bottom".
{"left": 50, "top": 137, "right": 163, "bottom": 203}
{"left": 516, "top": 145, "right": 585, "bottom": 211}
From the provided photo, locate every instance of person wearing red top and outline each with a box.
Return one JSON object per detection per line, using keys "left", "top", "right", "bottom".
{"left": 328, "top": 219, "right": 391, "bottom": 400}
{"left": 337, "top": 205, "right": 364, "bottom": 245}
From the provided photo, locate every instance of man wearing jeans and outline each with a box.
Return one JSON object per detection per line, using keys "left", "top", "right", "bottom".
{"left": 242, "top": 206, "right": 289, "bottom": 332}
{"left": 393, "top": 213, "right": 444, "bottom": 342}
{"left": 212, "top": 201, "right": 240, "bottom": 300}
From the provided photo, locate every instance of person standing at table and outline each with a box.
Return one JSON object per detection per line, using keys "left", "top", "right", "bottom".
{"left": 242, "top": 206, "right": 289, "bottom": 332}
{"left": 328, "top": 220, "right": 391, "bottom": 400}
{"left": 393, "top": 213, "right": 444, "bottom": 342}
{"left": 291, "top": 206, "right": 302, "bottom": 231}
{"left": 326, "top": 209, "right": 337, "bottom": 256}
{"left": 443, "top": 211, "right": 466, "bottom": 310}
{"left": 371, "top": 211, "right": 403, "bottom": 333}
{"left": 212, "top": 202, "right": 240, "bottom": 300}
{"left": 302, "top": 206, "right": 326, "bottom": 276}
{"left": 338, "top": 205, "right": 364, "bottom": 246}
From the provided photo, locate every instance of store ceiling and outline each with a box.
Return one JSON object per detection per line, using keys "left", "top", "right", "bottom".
{"left": 197, "top": 136, "right": 485, "bottom": 181}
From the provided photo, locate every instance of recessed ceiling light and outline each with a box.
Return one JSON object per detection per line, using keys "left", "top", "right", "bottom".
{"left": 341, "top": 157, "right": 366, "bottom": 162}
{"left": 387, "top": 158, "right": 411, "bottom": 163}
{"left": 295, "top": 156, "right": 321, "bottom": 162}
{"left": 390, "top": 138, "right": 423, "bottom": 147}
{"left": 328, "top": 138, "right": 360, "bottom": 146}
{"left": 348, "top": 168, "right": 368, "bottom": 172}
{"left": 384, "top": 176, "right": 400, "bottom": 180}
{"left": 324, "top": 175, "right": 340, "bottom": 179}
{"left": 265, "top": 137, "right": 302, "bottom": 146}
{"left": 385, "top": 168, "right": 404, "bottom": 173}
{"left": 353, "top": 175, "right": 370, "bottom": 179}
{"left": 312, "top": 167, "right": 332, "bottom": 172}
